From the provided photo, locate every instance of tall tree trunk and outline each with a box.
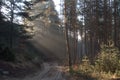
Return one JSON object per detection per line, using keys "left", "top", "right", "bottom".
{"left": 64, "top": 0, "right": 72, "bottom": 70}
{"left": 70, "top": 0, "right": 77, "bottom": 64}
{"left": 114, "top": 0, "right": 117, "bottom": 46}
{"left": 10, "top": 0, "right": 15, "bottom": 48}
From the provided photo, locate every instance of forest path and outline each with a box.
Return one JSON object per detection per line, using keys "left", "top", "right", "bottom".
{"left": 22, "top": 62, "right": 66, "bottom": 80}
{"left": 3, "top": 62, "right": 69, "bottom": 80}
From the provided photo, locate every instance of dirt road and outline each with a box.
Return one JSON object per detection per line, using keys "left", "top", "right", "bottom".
{"left": 3, "top": 62, "right": 69, "bottom": 80}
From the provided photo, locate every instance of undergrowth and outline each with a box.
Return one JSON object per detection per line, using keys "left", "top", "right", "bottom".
{"left": 73, "top": 40, "right": 120, "bottom": 79}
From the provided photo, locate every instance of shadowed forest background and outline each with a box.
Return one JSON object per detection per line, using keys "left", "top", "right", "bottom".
{"left": 0, "top": 0, "right": 66, "bottom": 77}
{"left": 0, "top": 0, "right": 120, "bottom": 80}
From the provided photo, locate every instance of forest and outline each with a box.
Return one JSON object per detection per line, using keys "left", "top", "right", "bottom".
{"left": 0, "top": 0, "right": 120, "bottom": 80}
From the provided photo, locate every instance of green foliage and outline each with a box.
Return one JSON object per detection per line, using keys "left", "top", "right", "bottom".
{"left": 76, "top": 40, "right": 120, "bottom": 79}
{"left": 95, "top": 40, "right": 120, "bottom": 73}
{"left": 79, "top": 56, "right": 94, "bottom": 74}
{"left": 69, "top": 66, "right": 74, "bottom": 75}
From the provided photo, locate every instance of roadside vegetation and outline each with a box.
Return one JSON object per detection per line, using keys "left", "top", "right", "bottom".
{"left": 71, "top": 40, "right": 120, "bottom": 80}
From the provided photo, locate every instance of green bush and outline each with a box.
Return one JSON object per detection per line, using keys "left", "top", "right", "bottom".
{"left": 95, "top": 40, "right": 120, "bottom": 73}
{"left": 79, "top": 56, "right": 94, "bottom": 74}
{"left": 76, "top": 40, "right": 120, "bottom": 79}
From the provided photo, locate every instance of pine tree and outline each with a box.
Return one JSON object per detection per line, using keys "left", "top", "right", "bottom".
{"left": 95, "top": 40, "right": 120, "bottom": 73}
